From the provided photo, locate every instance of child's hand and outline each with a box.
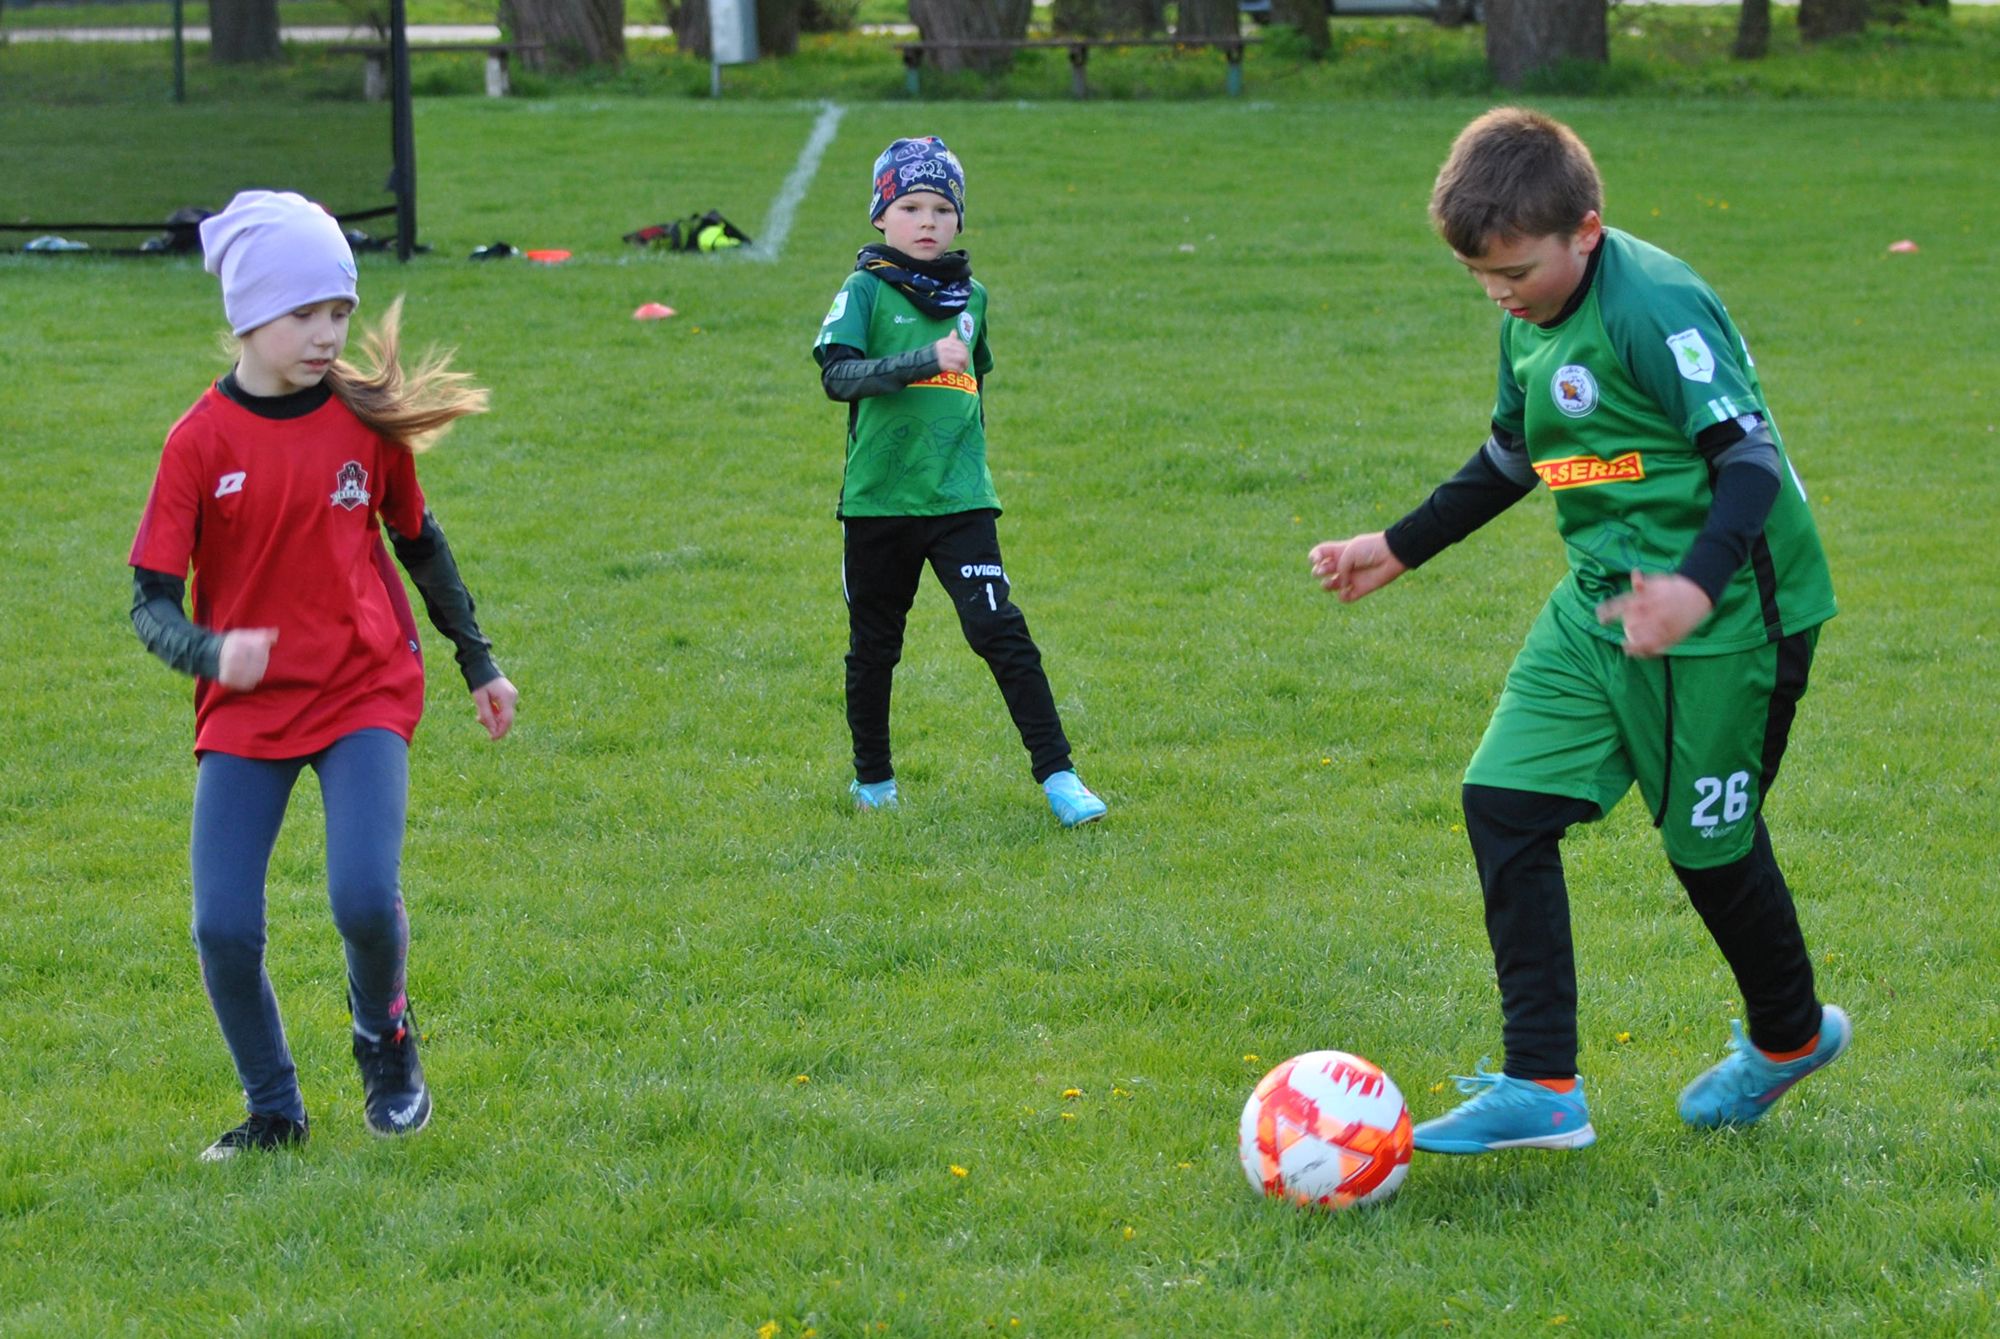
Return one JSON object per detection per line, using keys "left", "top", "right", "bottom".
{"left": 1596, "top": 570, "right": 1712, "bottom": 658}
{"left": 472, "top": 675, "right": 519, "bottom": 741}
{"left": 1310, "top": 533, "right": 1407, "bottom": 603}
{"left": 217, "top": 627, "right": 278, "bottom": 691}
{"left": 934, "top": 335, "right": 971, "bottom": 375}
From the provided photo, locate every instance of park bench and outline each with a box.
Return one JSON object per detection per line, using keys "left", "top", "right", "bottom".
{"left": 898, "top": 35, "right": 1258, "bottom": 99}
{"left": 328, "top": 41, "right": 545, "bottom": 100}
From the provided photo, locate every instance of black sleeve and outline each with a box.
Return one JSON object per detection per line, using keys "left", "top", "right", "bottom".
{"left": 818, "top": 343, "right": 944, "bottom": 402}
{"left": 388, "top": 509, "right": 501, "bottom": 691}
{"left": 1677, "top": 414, "right": 1783, "bottom": 605}
{"left": 131, "top": 567, "right": 223, "bottom": 680}
{"left": 1382, "top": 426, "right": 1538, "bottom": 570}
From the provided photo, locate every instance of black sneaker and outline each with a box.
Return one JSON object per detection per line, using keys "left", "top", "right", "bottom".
{"left": 354, "top": 1016, "right": 432, "bottom": 1138}
{"left": 200, "top": 1111, "right": 309, "bottom": 1162}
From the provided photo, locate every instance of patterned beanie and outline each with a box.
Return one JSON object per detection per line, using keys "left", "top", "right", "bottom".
{"left": 869, "top": 137, "right": 967, "bottom": 225}
{"left": 200, "top": 190, "right": 359, "bottom": 336}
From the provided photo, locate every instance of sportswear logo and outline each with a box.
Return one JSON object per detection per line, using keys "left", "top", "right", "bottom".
{"left": 957, "top": 312, "right": 976, "bottom": 343}
{"left": 1550, "top": 364, "right": 1599, "bottom": 418}
{"left": 1534, "top": 451, "right": 1647, "bottom": 490}
{"left": 893, "top": 314, "right": 919, "bottom": 324}
{"left": 908, "top": 370, "right": 978, "bottom": 395}
{"left": 1667, "top": 328, "right": 1717, "bottom": 383}
{"left": 959, "top": 563, "right": 1003, "bottom": 579}
{"left": 822, "top": 291, "right": 849, "bottom": 326}
{"left": 387, "top": 1096, "right": 424, "bottom": 1128}
{"left": 330, "top": 461, "right": 371, "bottom": 510}
{"left": 215, "top": 471, "right": 246, "bottom": 498}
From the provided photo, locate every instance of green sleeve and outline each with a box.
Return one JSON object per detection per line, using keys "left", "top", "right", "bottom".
{"left": 1492, "top": 321, "right": 1526, "bottom": 438}
{"left": 1604, "top": 268, "right": 1764, "bottom": 440}
{"left": 813, "top": 272, "right": 876, "bottom": 359}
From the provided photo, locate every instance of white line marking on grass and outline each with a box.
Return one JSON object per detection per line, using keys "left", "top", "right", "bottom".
{"left": 750, "top": 100, "right": 844, "bottom": 262}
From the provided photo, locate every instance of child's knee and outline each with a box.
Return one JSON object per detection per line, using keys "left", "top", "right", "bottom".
{"left": 191, "top": 913, "right": 266, "bottom": 972}
{"left": 329, "top": 880, "right": 404, "bottom": 947}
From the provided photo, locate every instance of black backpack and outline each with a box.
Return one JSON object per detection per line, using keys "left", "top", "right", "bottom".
{"left": 623, "top": 210, "right": 752, "bottom": 253}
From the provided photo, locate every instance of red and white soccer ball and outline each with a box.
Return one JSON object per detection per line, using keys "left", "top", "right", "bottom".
{"left": 1238, "top": 1050, "right": 1413, "bottom": 1210}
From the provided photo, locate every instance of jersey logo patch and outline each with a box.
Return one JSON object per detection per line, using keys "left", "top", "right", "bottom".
{"left": 822, "top": 291, "right": 849, "bottom": 326}
{"left": 215, "top": 471, "right": 246, "bottom": 498}
{"left": 1550, "top": 364, "right": 1599, "bottom": 418}
{"left": 908, "top": 370, "right": 978, "bottom": 395}
{"left": 956, "top": 312, "right": 976, "bottom": 343}
{"left": 1667, "top": 328, "right": 1717, "bottom": 384}
{"left": 330, "top": 461, "right": 371, "bottom": 511}
{"left": 1534, "top": 451, "right": 1646, "bottom": 491}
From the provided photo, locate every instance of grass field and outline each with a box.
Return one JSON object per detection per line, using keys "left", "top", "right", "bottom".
{"left": 3, "top": 88, "right": 1997, "bottom": 1334}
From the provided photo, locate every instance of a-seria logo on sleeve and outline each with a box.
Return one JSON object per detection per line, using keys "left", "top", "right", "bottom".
{"left": 1550, "top": 364, "right": 1599, "bottom": 418}
{"left": 330, "top": 461, "right": 371, "bottom": 510}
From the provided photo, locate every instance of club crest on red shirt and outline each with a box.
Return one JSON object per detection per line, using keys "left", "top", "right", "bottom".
{"left": 330, "top": 460, "right": 371, "bottom": 510}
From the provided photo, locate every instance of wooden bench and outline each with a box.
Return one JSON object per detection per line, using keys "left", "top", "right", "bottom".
{"left": 898, "top": 35, "right": 1258, "bottom": 100}
{"left": 328, "top": 42, "right": 546, "bottom": 100}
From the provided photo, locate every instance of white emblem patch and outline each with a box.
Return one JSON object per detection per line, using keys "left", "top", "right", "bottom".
{"left": 822, "top": 291, "right": 848, "bottom": 326}
{"left": 1667, "top": 328, "right": 1717, "bottom": 384}
{"left": 957, "top": 312, "right": 975, "bottom": 343}
{"left": 1551, "top": 364, "right": 1599, "bottom": 418}
{"left": 215, "top": 471, "right": 246, "bottom": 498}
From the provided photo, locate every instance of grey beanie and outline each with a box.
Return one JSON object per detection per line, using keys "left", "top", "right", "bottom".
{"left": 200, "top": 190, "right": 359, "bottom": 336}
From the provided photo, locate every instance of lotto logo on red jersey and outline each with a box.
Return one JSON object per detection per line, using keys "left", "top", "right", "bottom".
{"left": 1534, "top": 451, "right": 1646, "bottom": 490}
{"left": 330, "top": 461, "right": 371, "bottom": 510}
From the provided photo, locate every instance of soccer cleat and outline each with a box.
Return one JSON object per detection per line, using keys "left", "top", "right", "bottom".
{"left": 354, "top": 1016, "right": 432, "bottom": 1138}
{"left": 200, "top": 1111, "right": 309, "bottom": 1162}
{"left": 1043, "top": 770, "right": 1107, "bottom": 827}
{"left": 850, "top": 777, "right": 900, "bottom": 811}
{"left": 1678, "top": 1003, "right": 1850, "bottom": 1129}
{"left": 1411, "top": 1061, "right": 1596, "bottom": 1154}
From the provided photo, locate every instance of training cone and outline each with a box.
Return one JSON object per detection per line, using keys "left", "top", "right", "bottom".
{"left": 633, "top": 302, "right": 676, "bottom": 320}
{"left": 1887, "top": 239, "right": 1920, "bottom": 254}
{"left": 525, "top": 249, "right": 572, "bottom": 264}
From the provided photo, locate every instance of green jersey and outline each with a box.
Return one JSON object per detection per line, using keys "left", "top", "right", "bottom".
{"left": 1495, "top": 227, "right": 1836, "bottom": 656}
{"left": 815, "top": 270, "right": 997, "bottom": 518}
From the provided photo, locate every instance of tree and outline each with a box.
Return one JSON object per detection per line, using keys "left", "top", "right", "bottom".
{"left": 908, "top": 0, "right": 1032, "bottom": 74}
{"left": 1733, "top": 0, "right": 1770, "bottom": 58}
{"left": 501, "top": 0, "right": 625, "bottom": 70}
{"left": 209, "top": 0, "right": 281, "bottom": 63}
{"left": 1271, "top": 0, "right": 1329, "bottom": 55}
{"left": 1174, "top": 0, "right": 1237, "bottom": 38}
{"left": 1484, "top": 0, "right": 1605, "bottom": 87}
{"left": 1797, "top": 0, "right": 1866, "bottom": 41}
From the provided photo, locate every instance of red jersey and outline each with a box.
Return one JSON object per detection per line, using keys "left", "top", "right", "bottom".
{"left": 130, "top": 385, "right": 429, "bottom": 758}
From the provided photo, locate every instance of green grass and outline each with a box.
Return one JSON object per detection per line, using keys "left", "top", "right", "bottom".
{"left": 4, "top": 92, "right": 1998, "bottom": 1334}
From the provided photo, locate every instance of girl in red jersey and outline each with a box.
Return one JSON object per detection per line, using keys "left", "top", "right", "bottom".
{"left": 129, "top": 190, "right": 517, "bottom": 1161}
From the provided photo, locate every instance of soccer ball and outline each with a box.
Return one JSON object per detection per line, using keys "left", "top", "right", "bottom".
{"left": 1238, "top": 1050, "right": 1413, "bottom": 1210}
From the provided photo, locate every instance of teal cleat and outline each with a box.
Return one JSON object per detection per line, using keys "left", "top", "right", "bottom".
{"left": 849, "top": 778, "right": 899, "bottom": 811}
{"left": 1678, "top": 1004, "right": 1850, "bottom": 1129}
{"left": 1043, "top": 770, "right": 1107, "bottom": 827}
{"left": 1412, "top": 1061, "right": 1596, "bottom": 1154}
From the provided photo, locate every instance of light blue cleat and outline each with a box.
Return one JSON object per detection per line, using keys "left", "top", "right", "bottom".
{"left": 1678, "top": 1004, "right": 1850, "bottom": 1129}
{"left": 849, "top": 778, "right": 899, "bottom": 811}
{"left": 1043, "top": 770, "right": 1107, "bottom": 827}
{"left": 1412, "top": 1061, "right": 1596, "bottom": 1154}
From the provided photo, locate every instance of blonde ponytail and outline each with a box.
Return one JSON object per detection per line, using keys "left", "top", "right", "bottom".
{"left": 323, "top": 296, "right": 489, "bottom": 451}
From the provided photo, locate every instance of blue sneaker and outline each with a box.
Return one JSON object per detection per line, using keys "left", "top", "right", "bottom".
{"left": 1412, "top": 1061, "right": 1596, "bottom": 1154}
{"left": 849, "top": 778, "right": 899, "bottom": 811}
{"left": 1678, "top": 1004, "right": 1850, "bottom": 1129}
{"left": 1043, "top": 770, "right": 1106, "bottom": 827}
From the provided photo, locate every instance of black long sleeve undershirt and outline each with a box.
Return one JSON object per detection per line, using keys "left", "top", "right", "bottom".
{"left": 130, "top": 509, "right": 500, "bottom": 691}
{"left": 1383, "top": 428, "right": 1537, "bottom": 569}
{"left": 816, "top": 342, "right": 944, "bottom": 402}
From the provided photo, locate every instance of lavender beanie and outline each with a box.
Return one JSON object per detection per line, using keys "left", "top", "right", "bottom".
{"left": 199, "top": 190, "right": 359, "bottom": 336}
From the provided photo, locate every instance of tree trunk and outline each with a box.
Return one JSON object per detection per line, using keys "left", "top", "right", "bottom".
{"left": 209, "top": 0, "right": 282, "bottom": 63}
{"left": 909, "top": 0, "right": 1032, "bottom": 73}
{"left": 1797, "top": 0, "right": 1867, "bottom": 41}
{"left": 1484, "top": 0, "right": 1605, "bottom": 87}
{"left": 501, "top": 0, "right": 625, "bottom": 70}
{"left": 1733, "top": 0, "right": 1769, "bottom": 58}
{"left": 1878, "top": 0, "right": 1949, "bottom": 20}
{"left": 1433, "top": 0, "right": 1475, "bottom": 27}
{"left": 1271, "top": 0, "right": 1329, "bottom": 54}
{"left": 1174, "top": 0, "right": 1237, "bottom": 38}
{"left": 758, "top": 0, "right": 803, "bottom": 57}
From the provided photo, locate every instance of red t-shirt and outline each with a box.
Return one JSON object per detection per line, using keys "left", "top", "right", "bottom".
{"left": 130, "top": 385, "right": 429, "bottom": 758}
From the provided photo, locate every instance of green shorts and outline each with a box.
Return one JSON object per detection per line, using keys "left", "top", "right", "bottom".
{"left": 1465, "top": 601, "right": 1819, "bottom": 869}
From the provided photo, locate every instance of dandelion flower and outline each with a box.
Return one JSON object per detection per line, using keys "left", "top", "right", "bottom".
{"left": 1062, "top": 1088, "right": 1082, "bottom": 1100}
{"left": 758, "top": 1323, "right": 779, "bottom": 1339}
{"left": 950, "top": 1164, "right": 969, "bottom": 1177}
{"left": 794, "top": 1074, "right": 811, "bottom": 1084}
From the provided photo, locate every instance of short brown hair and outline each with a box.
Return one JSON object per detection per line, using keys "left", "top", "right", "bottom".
{"left": 1429, "top": 107, "right": 1603, "bottom": 258}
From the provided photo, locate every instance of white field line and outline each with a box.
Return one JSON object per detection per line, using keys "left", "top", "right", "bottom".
{"left": 750, "top": 100, "right": 843, "bottom": 263}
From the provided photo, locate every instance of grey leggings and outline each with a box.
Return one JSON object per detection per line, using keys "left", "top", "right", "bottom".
{"left": 190, "top": 728, "right": 410, "bottom": 1121}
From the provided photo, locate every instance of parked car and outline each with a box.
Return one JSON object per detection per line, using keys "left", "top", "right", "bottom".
{"left": 1240, "top": 0, "right": 1481, "bottom": 23}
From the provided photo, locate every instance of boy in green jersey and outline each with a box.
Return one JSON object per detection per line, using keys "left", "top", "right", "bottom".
{"left": 1310, "top": 108, "right": 1848, "bottom": 1153}
{"left": 813, "top": 136, "right": 1105, "bottom": 828}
